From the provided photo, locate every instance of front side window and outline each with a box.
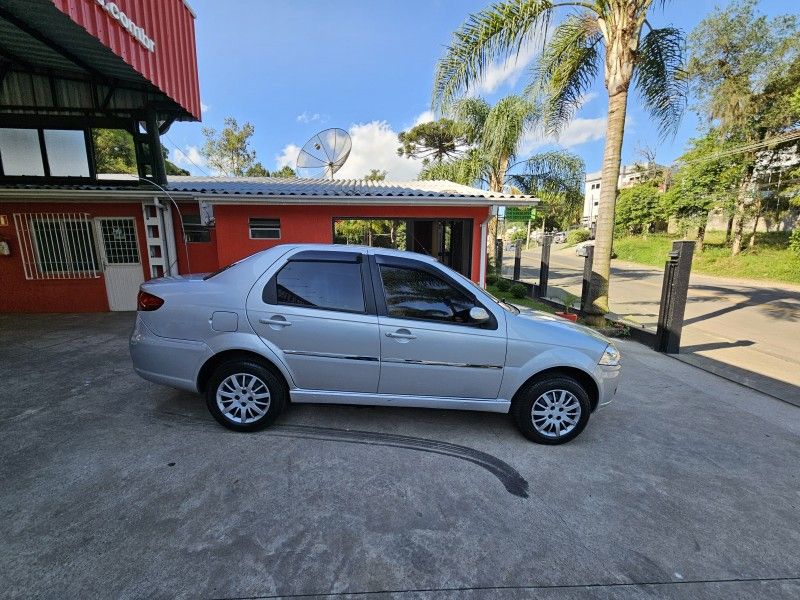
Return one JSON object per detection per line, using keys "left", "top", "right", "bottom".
{"left": 275, "top": 260, "right": 365, "bottom": 313}
{"left": 379, "top": 265, "right": 475, "bottom": 323}
{"left": 249, "top": 218, "right": 280, "bottom": 239}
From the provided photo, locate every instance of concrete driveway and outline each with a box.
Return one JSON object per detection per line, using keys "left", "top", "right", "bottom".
{"left": 1, "top": 313, "right": 799, "bottom": 599}
{"left": 504, "top": 246, "right": 800, "bottom": 404}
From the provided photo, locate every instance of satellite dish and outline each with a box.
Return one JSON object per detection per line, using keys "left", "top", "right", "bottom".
{"left": 296, "top": 128, "right": 351, "bottom": 178}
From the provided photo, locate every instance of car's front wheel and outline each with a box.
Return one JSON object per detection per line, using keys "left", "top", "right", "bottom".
{"left": 205, "top": 361, "right": 287, "bottom": 432}
{"left": 511, "top": 375, "right": 591, "bottom": 444}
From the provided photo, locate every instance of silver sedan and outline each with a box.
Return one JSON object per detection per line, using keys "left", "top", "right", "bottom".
{"left": 130, "top": 244, "right": 620, "bottom": 444}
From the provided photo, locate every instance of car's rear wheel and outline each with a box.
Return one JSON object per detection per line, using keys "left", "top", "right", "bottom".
{"left": 511, "top": 375, "right": 591, "bottom": 444}
{"left": 205, "top": 361, "right": 287, "bottom": 432}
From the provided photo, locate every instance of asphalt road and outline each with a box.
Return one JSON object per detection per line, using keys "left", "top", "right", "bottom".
{"left": 1, "top": 313, "right": 799, "bottom": 599}
{"left": 505, "top": 246, "right": 800, "bottom": 402}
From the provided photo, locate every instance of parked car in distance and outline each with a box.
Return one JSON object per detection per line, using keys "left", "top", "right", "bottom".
{"left": 130, "top": 245, "right": 620, "bottom": 444}
{"left": 553, "top": 231, "right": 567, "bottom": 244}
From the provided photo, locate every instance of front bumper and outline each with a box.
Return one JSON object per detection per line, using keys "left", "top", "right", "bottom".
{"left": 129, "top": 315, "right": 212, "bottom": 393}
{"left": 594, "top": 364, "right": 621, "bottom": 408}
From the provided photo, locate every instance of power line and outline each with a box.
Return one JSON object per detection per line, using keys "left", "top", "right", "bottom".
{"left": 676, "top": 129, "right": 800, "bottom": 166}
{"left": 163, "top": 133, "right": 213, "bottom": 177}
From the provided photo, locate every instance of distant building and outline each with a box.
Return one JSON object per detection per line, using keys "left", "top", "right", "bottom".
{"left": 581, "top": 163, "right": 667, "bottom": 229}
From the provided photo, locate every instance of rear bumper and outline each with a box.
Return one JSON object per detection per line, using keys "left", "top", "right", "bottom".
{"left": 129, "top": 315, "right": 211, "bottom": 393}
{"left": 595, "top": 364, "right": 621, "bottom": 408}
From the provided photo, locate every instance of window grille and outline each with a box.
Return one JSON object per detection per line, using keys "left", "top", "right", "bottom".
{"left": 249, "top": 218, "right": 281, "bottom": 239}
{"left": 13, "top": 213, "right": 100, "bottom": 279}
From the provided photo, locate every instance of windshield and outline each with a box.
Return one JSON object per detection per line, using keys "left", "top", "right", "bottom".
{"left": 436, "top": 262, "right": 521, "bottom": 315}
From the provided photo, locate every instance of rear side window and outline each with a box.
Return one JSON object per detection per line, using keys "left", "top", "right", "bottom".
{"left": 379, "top": 265, "right": 475, "bottom": 323}
{"left": 274, "top": 261, "right": 365, "bottom": 313}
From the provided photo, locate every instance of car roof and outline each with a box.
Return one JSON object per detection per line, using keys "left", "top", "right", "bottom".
{"left": 278, "top": 243, "right": 438, "bottom": 263}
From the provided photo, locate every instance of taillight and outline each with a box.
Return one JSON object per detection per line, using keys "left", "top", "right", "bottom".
{"left": 137, "top": 290, "right": 164, "bottom": 311}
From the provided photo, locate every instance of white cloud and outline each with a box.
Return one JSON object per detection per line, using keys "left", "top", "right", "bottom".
{"left": 276, "top": 121, "right": 423, "bottom": 180}
{"left": 169, "top": 145, "right": 213, "bottom": 175}
{"left": 411, "top": 110, "right": 435, "bottom": 127}
{"left": 469, "top": 42, "right": 540, "bottom": 96}
{"left": 200, "top": 102, "right": 210, "bottom": 113}
{"left": 519, "top": 117, "right": 607, "bottom": 155}
{"left": 296, "top": 111, "right": 322, "bottom": 124}
{"left": 275, "top": 144, "right": 302, "bottom": 170}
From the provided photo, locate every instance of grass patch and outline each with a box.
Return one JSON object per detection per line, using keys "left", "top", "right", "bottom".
{"left": 485, "top": 284, "right": 557, "bottom": 313}
{"left": 613, "top": 231, "right": 800, "bottom": 285}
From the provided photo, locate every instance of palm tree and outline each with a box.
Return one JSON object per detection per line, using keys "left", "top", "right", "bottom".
{"left": 454, "top": 95, "right": 539, "bottom": 192}
{"left": 509, "top": 151, "right": 586, "bottom": 230}
{"left": 433, "top": 0, "right": 686, "bottom": 319}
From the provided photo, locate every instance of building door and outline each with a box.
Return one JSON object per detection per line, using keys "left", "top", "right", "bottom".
{"left": 94, "top": 217, "right": 144, "bottom": 311}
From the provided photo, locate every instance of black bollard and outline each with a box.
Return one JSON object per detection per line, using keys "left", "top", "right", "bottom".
{"left": 513, "top": 243, "right": 522, "bottom": 281}
{"left": 655, "top": 240, "right": 695, "bottom": 353}
{"left": 537, "top": 234, "right": 553, "bottom": 298}
{"left": 579, "top": 244, "right": 594, "bottom": 312}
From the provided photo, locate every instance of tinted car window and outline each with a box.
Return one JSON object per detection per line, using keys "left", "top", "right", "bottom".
{"left": 379, "top": 265, "right": 475, "bottom": 323}
{"left": 276, "top": 261, "right": 365, "bottom": 313}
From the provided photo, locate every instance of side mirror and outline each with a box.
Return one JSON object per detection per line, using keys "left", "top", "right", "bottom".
{"left": 469, "top": 306, "right": 490, "bottom": 323}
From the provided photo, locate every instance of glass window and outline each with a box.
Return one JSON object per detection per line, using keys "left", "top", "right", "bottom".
{"left": 0, "top": 128, "right": 45, "bottom": 176}
{"left": 276, "top": 261, "right": 364, "bottom": 312}
{"left": 182, "top": 214, "right": 211, "bottom": 243}
{"left": 44, "top": 130, "right": 90, "bottom": 177}
{"left": 379, "top": 265, "right": 475, "bottom": 323}
{"left": 250, "top": 218, "right": 280, "bottom": 239}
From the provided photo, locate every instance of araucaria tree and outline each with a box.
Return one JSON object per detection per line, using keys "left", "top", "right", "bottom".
{"left": 433, "top": 0, "right": 687, "bottom": 320}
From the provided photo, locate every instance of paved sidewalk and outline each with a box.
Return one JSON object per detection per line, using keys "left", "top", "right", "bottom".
{"left": 506, "top": 246, "right": 800, "bottom": 404}
{"left": 1, "top": 313, "right": 799, "bottom": 598}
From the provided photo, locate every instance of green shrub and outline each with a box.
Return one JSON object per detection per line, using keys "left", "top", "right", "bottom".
{"left": 510, "top": 283, "right": 527, "bottom": 298}
{"left": 566, "top": 228, "right": 591, "bottom": 245}
{"left": 510, "top": 228, "right": 528, "bottom": 243}
{"left": 485, "top": 273, "right": 498, "bottom": 285}
{"left": 496, "top": 278, "right": 511, "bottom": 292}
{"left": 790, "top": 229, "right": 800, "bottom": 256}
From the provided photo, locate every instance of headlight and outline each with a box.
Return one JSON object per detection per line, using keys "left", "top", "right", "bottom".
{"left": 599, "top": 344, "right": 621, "bottom": 366}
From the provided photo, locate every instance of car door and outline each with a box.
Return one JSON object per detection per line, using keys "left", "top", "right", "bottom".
{"left": 372, "top": 254, "right": 506, "bottom": 399}
{"left": 246, "top": 250, "right": 380, "bottom": 393}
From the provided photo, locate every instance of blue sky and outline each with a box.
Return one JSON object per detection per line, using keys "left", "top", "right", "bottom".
{"left": 166, "top": 0, "right": 789, "bottom": 182}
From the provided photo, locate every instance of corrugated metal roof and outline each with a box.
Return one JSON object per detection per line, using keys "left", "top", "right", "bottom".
{"left": 0, "top": 177, "right": 539, "bottom": 204}
{"left": 166, "top": 177, "right": 538, "bottom": 200}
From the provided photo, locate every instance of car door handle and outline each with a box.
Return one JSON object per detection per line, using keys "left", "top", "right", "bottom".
{"left": 259, "top": 317, "right": 292, "bottom": 326}
{"left": 386, "top": 331, "right": 416, "bottom": 340}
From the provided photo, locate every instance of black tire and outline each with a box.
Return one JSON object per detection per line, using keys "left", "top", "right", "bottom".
{"left": 511, "top": 375, "right": 591, "bottom": 445}
{"left": 205, "top": 360, "right": 287, "bottom": 432}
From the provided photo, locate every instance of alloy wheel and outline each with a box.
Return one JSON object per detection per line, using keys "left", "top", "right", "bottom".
{"left": 216, "top": 373, "right": 271, "bottom": 424}
{"left": 531, "top": 389, "right": 582, "bottom": 438}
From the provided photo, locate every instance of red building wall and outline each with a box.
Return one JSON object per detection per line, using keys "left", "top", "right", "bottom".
{"left": 212, "top": 204, "right": 490, "bottom": 282}
{"left": 172, "top": 202, "right": 219, "bottom": 275}
{"left": 0, "top": 201, "right": 151, "bottom": 313}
